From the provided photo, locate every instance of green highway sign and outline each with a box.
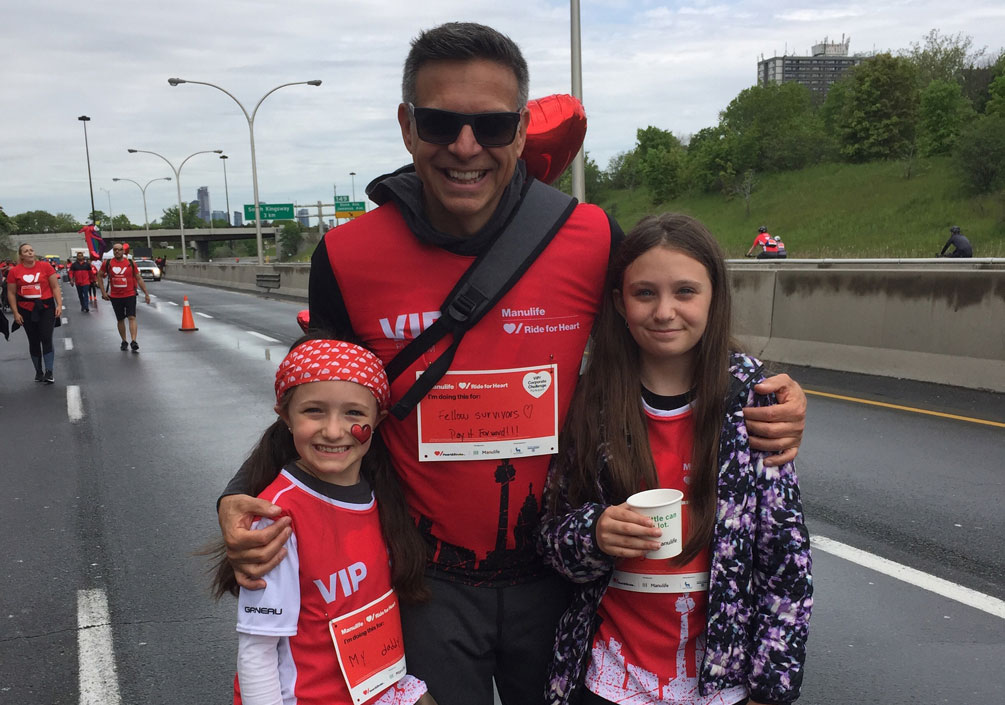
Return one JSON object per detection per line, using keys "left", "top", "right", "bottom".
{"left": 335, "top": 201, "right": 366, "bottom": 212}
{"left": 335, "top": 195, "right": 350, "bottom": 202}
{"left": 243, "top": 203, "right": 295, "bottom": 220}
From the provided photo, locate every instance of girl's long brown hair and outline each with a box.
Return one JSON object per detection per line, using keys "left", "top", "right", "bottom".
{"left": 553, "top": 213, "right": 735, "bottom": 565}
{"left": 208, "top": 333, "right": 429, "bottom": 603}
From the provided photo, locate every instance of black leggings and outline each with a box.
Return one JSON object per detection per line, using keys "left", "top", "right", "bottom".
{"left": 19, "top": 304, "right": 55, "bottom": 358}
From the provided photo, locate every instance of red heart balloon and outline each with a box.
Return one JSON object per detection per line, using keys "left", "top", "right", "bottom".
{"left": 521, "top": 94, "right": 587, "bottom": 185}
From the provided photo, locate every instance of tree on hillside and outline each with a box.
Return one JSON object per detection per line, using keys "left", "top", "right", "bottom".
{"left": 631, "top": 127, "right": 686, "bottom": 203}
{"left": 918, "top": 80, "right": 976, "bottom": 155}
{"left": 605, "top": 150, "right": 643, "bottom": 190}
{"left": 684, "top": 126, "right": 733, "bottom": 193}
{"left": 111, "top": 214, "right": 134, "bottom": 231}
{"left": 835, "top": 54, "right": 920, "bottom": 162}
{"left": 902, "top": 29, "right": 986, "bottom": 86}
{"left": 719, "top": 82, "right": 829, "bottom": 174}
{"left": 0, "top": 207, "right": 16, "bottom": 256}
{"left": 160, "top": 203, "right": 203, "bottom": 229}
{"left": 12, "top": 210, "right": 81, "bottom": 233}
{"left": 953, "top": 115, "right": 1005, "bottom": 193}
{"left": 987, "top": 74, "right": 1005, "bottom": 117}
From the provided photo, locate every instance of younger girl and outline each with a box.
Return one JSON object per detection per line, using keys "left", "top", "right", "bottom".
{"left": 538, "top": 214, "right": 812, "bottom": 705}
{"left": 211, "top": 336, "right": 433, "bottom": 705}
{"left": 6, "top": 243, "right": 62, "bottom": 383}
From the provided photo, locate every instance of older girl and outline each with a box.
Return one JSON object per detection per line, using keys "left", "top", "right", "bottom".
{"left": 538, "top": 214, "right": 812, "bottom": 705}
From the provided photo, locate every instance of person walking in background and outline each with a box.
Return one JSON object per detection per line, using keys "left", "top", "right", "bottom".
{"left": 69, "top": 251, "right": 93, "bottom": 312}
{"left": 89, "top": 258, "right": 99, "bottom": 302}
{"left": 939, "top": 226, "right": 973, "bottom": 258}
{"left": 98, "top": 243, "right": 150, "bottom": 352}
{"left": 6, "top": 243, "right": 62, "bottom": 383}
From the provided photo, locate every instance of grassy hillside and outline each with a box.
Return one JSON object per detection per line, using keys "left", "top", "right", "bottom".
{"left": 594, "top": 156, "right": 1005, "bottom": 258}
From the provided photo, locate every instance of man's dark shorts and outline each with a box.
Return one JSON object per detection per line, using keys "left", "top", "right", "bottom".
{"left": 110, "top": 296, "right": 137, "bottom": 321}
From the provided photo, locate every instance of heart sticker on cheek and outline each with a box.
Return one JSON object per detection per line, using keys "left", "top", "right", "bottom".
{"left": 350, "top": 424, "right": 372, "bottom": 444}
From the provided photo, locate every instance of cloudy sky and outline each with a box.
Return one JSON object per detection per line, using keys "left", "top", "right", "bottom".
{"left": 2, "top": 0, "right": 1004, "bottom": 226}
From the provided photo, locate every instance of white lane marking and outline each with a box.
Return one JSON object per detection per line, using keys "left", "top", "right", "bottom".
{"left": 67, "top": 385, "right": 84, "bottom": 422}
{"left": 812, "top": 535, "right": 1005, "bottom": 619}
{"left": 247, "top": 331, "right": 280, "bottom": 343}
{"left": 196, "top": 312, "right": 213, "bottom": 319}
{"left": 167, "top": 301, "right": 179, "bottom": 306}
{"left": 65, "top": 337, "right": 74, "bottom": 351}
{"left": 77, "top": 588, "right": 122, "bottom": 705}
{"left": 62, "top": 317, "right": 69, "bottom": 325}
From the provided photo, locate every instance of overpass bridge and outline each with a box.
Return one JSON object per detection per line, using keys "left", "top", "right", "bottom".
{"left": 13, "top": 226, "right": 279, "bottom": 261}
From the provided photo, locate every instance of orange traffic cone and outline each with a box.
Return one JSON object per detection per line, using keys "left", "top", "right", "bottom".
{"left": 179, "top": 296, "right": 199, "bottom": 332}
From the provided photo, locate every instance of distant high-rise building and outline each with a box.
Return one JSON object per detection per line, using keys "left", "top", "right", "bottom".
{"left": 212, "top": 210, "right": 227, "bottom": 224}
{"left": 197, "top": 186, "right": 211, "bottom": 223}
{"left": 757, "top": 36, "right": 864, "bottom": 100}
{"left": 328, "top": 218, "right": 335, "bottom": 229}
{"left": 297, "top": 208, "right": 310, "bottom": 227}
{"left": 234, "top": 211, "right": 243, "bottom": 227}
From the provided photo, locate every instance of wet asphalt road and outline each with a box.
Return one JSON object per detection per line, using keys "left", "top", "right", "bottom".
{"left": 1, "top": 278, "right": 1002, "bottom": 704}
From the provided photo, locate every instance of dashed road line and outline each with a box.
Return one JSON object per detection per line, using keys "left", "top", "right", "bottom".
{"left": 166, "top": 301, "right": 179, "bottom": 306}
{"left": 65, "top": 337, "right": 74, "bottom": 351}
{"left": 247, "top": 331, "right": 280, "bottom": 343}
{"left": 812, "top": 535, "right": 1005, "bottom": 619}
{"left": 196, "top": 312, "right": 213, "bottom": 319}
{"left": 805, "top": 389, "right": 1005, "bottom": 428}
{"left": 67, "top": 385, "right": 84, "bottom": 422}
{"left": 62, "top": 316, "right": 69, "bottom": 325}
{"left": 77, "top": 588, "right": 121, "bottom": 705}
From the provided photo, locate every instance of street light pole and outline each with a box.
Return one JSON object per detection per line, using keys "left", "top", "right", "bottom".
{"left": 350, "top": 172, "right": 356, "bottom": 201}
{"left": 99, "top": 187, "right": 114, "bottom": 234}
{"left": 127, "top": 148, "right": 222, "bottom": 263}
{"left": 570, "top": 0, "right": 586, "bottom": 203}
{"left": 167, "top": 77, "right": 322, "bottom": 264}
{"left": 78, "top": 116, "right": 96, "bottom": 222}
{"left": 113, "top": 177, "right": 172, "bottom": 248}
{"left": 220, "top": 155, "right": 231, "bottom": 225}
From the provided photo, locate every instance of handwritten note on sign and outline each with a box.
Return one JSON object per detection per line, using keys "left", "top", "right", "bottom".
{"left": 328, "top": 589, "right": 407, "bottom": 705}
{"left": 416, "top": 365, "right": 559, "bottom": 461}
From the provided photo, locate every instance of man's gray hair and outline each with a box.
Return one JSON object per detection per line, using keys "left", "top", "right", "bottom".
{"left": 402, "top": 22, "right": 529, "bottom": 109}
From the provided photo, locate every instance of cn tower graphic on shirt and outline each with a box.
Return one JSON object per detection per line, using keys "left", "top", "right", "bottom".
{"left": 416, "top": 458, "right": 539, "bottom": 582}
{"left": 587, "top": 594, "right": 719, "bottom": 704}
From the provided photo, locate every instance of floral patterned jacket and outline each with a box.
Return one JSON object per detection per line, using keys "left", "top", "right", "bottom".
{"left": 537, "top": 353, "right": 813, "bottom": 705}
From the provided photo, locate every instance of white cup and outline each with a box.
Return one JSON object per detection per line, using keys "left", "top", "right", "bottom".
{"left": 626, "top": 488, "right": 685, "bottom": 559}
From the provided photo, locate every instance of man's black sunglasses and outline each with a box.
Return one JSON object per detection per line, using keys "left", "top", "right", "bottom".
{"left": 407, "top": 103, "right": 522, "bottom": 147}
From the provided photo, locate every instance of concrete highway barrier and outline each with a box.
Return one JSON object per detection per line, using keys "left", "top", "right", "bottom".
{"left": 167, "top": 258, "right": 1005, "bottom": 393}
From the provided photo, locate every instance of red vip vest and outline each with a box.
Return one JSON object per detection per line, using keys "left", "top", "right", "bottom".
{"left": 236, "top": 469, "right": 399, "bottom": 705}
{"left": 103, "top": 259, "right": 137, "bottom": 298}
{"left": 325, "top": 201, "right": 611, "bottom": 580}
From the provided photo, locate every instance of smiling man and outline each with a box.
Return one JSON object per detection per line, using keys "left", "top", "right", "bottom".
{"left": 217, "top": 22, "right": 807, "bottom": 705}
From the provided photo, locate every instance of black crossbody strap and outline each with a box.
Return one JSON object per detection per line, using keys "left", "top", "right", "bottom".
{"left": 387, "top": 180, "right": 577, "bottom": 420}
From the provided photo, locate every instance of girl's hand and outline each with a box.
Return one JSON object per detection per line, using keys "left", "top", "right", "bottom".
{"left": 596, "top": 503, "right": 662, "bottom": 558}
{"left": 54, "top": 303, "right": 62, "bottom": 318}
{"left": 743, "top": 373, "right": 806, "bottom": 466}
{"left": 13, "top": 311, "right": 23, "bottom": 326}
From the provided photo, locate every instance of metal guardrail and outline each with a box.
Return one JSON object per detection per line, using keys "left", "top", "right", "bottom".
{"left": 255, "top": 272, "right": 281, "bottom": 291}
